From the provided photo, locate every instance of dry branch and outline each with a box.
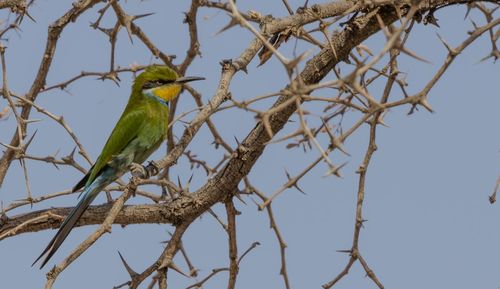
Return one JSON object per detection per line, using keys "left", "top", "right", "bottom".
{"left": 0, "top": 0, "right": 498, "bottom": 288}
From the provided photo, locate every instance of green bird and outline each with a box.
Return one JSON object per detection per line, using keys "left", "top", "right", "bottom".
{"left": 33, "top": 65, "right": 204, "bottom": 269}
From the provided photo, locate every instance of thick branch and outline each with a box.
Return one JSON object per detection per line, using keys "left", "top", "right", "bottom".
{"left": 2, "top": 0, "right": 487, "bottom": 244}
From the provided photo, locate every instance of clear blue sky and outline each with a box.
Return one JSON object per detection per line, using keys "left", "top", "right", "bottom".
{"left": 1, "top": 1, "right": 499, "bottom": 289}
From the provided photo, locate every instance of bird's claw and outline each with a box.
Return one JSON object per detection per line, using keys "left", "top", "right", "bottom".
{"left": 145, "top": 160, "right": 160, "bottom": 177}
{"left": 130, "top": 163, "right": 148, "bottom": 179}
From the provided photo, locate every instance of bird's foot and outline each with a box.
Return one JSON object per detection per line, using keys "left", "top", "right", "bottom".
{"left": 145, "top": 160, "right": 160, "bottom": 177}
{"left": 130, "top": 163, "right": 149, "bottom": 179}
{"left": 130, "top": 161, "right": 160, "bottom": 180}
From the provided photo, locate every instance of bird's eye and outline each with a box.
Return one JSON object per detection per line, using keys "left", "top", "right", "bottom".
{"left": 142, "top": 79, "right": 173, "bottom": 89}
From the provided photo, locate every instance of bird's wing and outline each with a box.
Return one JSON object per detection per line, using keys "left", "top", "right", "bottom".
{"left": 84, "top": 107, "right": 148, "bottom": 187}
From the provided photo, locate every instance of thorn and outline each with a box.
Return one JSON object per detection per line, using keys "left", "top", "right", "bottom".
{"left": 284, "top": 50, "right": 309, "bottom": 75}
{"left": 321, "top": 118, "right": 350, "bottom": 156}
{"left": 333, "top": 138, "right": 350, "bottom": 156}
{"left": 53, "top": 148, "right": 60, "bottom": 158}
{"left": 24, "top": 130, "right": 37, "bottom": 149}
{"left": 214, "top": 14, "right": 239, "bottom": 35}
{"left": 133, "top": 12, "right": 155, "bottom": 20}
{"left": 436, "top": 33, "right": 458, "bottom": 56}
{"left": 285, "top": 169, "right": 306, "bottom": 194}
{"left": 69, "top": 147, "right": 77, "bottom": 159}
{"left": 24, "top": 10, "right": 36, "bottom": 23}
{"left": 122, "top": 15, "right": 135, "bottom": 43}
{"left": 61, "top": 150, "right": 75, "bottom": 165}
{"left": 186, "top": 173, "right": 194, "bottom": 192}
{"left": 250, "top": 197, "right": 262, "bottom": 209}
{"left": 399, "top": 45, "right": 431, "bottom": 63}
{"left": 464, "top": 3, "right": 473, "bottom": 19}
{"left": 0, "top": 142, "right": 19, "bottom": 150}
{"left": 470, "top": 19, "right": 479, "bottom": 31}
{"left": 478, "top": 49, "right": 500, "bottom": 63}
{"left": 18, "top": 157, "right": 25, "bottom": 168}
{"left": 294, "top": 182, "right": 306, "bottom": 195}
{"left": 100, "top": 71, "right": 121, "bottom": 86}
{"left": 96, "top": 26, "right": 114, "bottom": 37}
{"left": 23, "top": 118, "right": 43, "bottom": 124}
{"left": 323, "top": 162, "right": 347, "bottom": 178}
{"left": 48, "top": 149, "right": 61, "bottom": 170}
{"left": 177, "top": 175, "right": 183, "bottom": 191}
{"left": 419, "top": 96, "right": 434, "bottom": 113}
{"left": 168, "top": 262, "right": 189, "bottom": 277}
{"left": 233, "top": 190, "right": 247, "bottom": 205}
{"left": 239, "top": 64, "right": 248, "bottom": 74}
{"left": 375, "top": 111, "right": 390, "bottom": 128}
{"left": 118, "top": 251, "right": 138, "bottom": 277}
{"left": 233, "top": 136, "right": 240, "bottom": 147}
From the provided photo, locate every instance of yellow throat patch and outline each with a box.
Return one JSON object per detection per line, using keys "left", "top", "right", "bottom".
{"left": 151, "top": 85, "right": 181, "bottom": 102}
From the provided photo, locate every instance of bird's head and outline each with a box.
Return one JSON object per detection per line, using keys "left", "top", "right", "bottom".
{"left": 133, "top": 65, "right": 204, "bottom": 103}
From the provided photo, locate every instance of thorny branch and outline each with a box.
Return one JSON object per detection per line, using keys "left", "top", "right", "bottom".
{"left": 0, "top": 0, "right": 103, "bottom": 187}
{"left": 225, "top": 198, "right": 239, "bottom": 289}
{"left": 0, "top": 0, "right": 498, "bottom": 288}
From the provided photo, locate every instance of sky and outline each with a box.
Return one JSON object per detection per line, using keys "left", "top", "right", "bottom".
{"left": 0, "top": 1, "right": 499, "bottom": 289}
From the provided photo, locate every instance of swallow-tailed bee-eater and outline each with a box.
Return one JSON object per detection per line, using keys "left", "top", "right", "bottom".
{"left": 33, "top": 65, "right": 204, "bottom": 268}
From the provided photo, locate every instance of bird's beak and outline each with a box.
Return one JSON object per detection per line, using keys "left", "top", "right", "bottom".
{"left": 175, "top": 76, "right": 205, "bottom": 84}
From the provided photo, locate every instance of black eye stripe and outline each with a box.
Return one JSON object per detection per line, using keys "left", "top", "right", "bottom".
{"left": 142, "top": 79, "right": 174, "bottom": 89}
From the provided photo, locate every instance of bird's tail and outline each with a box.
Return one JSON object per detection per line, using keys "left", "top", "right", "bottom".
{"left": 32, "top": 186, "right": 99, "bottom": 269}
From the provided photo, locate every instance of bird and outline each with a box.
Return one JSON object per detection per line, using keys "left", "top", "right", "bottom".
{"left": 32, "top": 65, "right": 204, "bottom": 269}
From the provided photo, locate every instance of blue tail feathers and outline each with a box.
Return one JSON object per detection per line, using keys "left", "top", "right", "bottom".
{"left": 33, "top": 167, "right": 118, "bottom": 269}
